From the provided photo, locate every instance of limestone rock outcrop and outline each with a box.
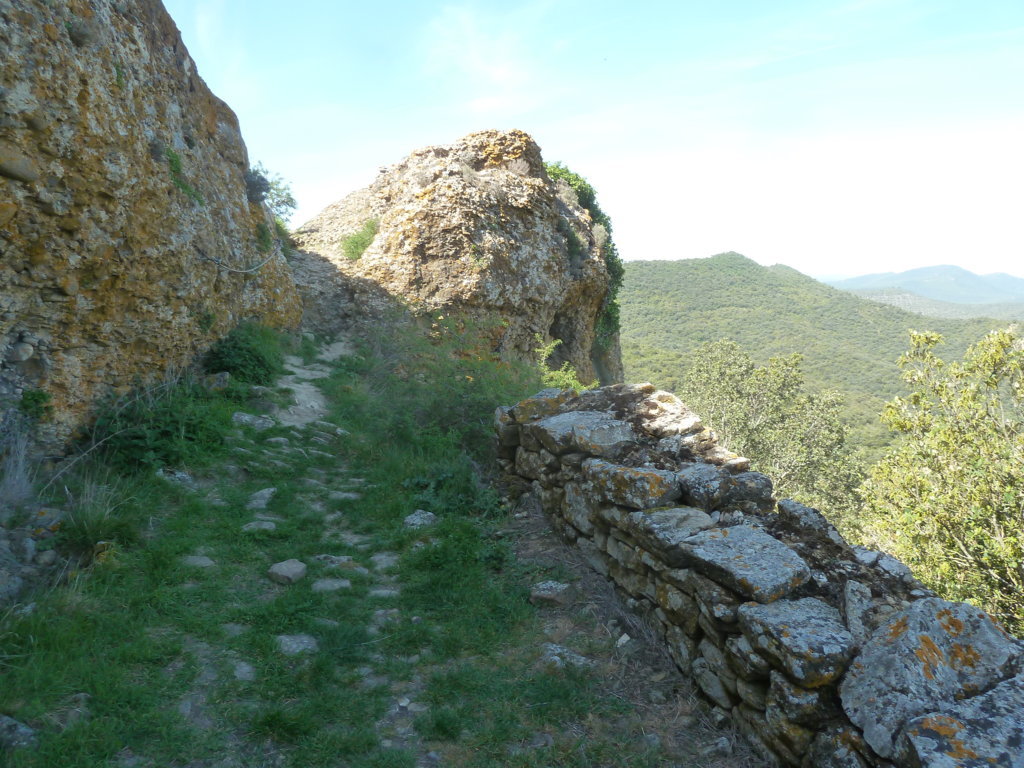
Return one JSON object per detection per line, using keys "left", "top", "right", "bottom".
{"left": 0, "top": 0, "right": 301, "bottom": 443}
{"left": 292, "top": 129, "right": 623, "bottom": 384}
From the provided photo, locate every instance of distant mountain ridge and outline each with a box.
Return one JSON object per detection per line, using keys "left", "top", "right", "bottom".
{"left": 850, "top": 288, "right": 1024, "bottom": 321}
{"left": 620, "top": 254, "right": 1004, "bottom": 455}
{"left": 827, "top": 265, "right": 1024, "bottom": 305}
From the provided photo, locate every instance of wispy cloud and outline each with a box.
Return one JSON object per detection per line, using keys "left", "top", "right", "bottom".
{"left": 419, "top": 4, "right": 549, "bottom": 117}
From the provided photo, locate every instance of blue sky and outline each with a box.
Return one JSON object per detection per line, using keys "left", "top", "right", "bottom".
{"left": 162, "top": 0, "right": 1024, "bottom": 278}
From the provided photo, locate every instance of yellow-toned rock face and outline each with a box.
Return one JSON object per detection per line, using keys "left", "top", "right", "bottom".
{"left": 0, "top": 0, "right": 301, "bottom": 443}
{"left": 292, "top": 129, "right": 623, "bottom": 384}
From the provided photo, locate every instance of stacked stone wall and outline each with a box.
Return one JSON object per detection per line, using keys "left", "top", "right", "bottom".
{"left": 497, "top": 384, "right": 1024, "bottom": 768}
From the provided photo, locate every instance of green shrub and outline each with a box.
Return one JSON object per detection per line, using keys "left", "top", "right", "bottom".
{"left": 87, "top": 376, "right": 232, "bottom": 471}
{"left": 203, "top": 322, "right": 285, "bottom": 385}
{"left": 545, "top": 162, "right": 622, "bottom": 353}
{"left": 255, "top": 222, "right": 274, "bottom": 253}
{"left": 859, "top": 329, "right": 1024, "bottom": 633}
{"left": 342, "top": 219, "right": 379, "bottom": 260}
{"left": 17, "top": 389, "right": 52, "bottom": 420}
{"left": 533, "top": 335, "right": 596, "bottom": 393}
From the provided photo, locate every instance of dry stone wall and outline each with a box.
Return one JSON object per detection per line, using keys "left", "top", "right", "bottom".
{"left": 497, "top": 384, "right": 1024, "bottom": 768}
{"left": 0, "top": 0, "right": 301, "bottom": 444}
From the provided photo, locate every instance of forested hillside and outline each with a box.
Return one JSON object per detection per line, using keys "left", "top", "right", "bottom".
{"left": 620, "top": 254, "right": 1004, "bottom": 453}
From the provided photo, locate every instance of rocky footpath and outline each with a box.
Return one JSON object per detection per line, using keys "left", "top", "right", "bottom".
{"left": 0, "top": 0, "right": 300, "bottom": 444}
{"left": 291, "top": 129, "right": 623, "bottom": 385}
{"left": 498, "top": 384, "right": 1024, "bottom": 767}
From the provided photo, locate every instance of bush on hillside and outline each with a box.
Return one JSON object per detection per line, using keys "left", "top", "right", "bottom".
{"left": 203, "top": 322, "right": 285, "bottom": 385}
{"left": 858, "top": 329, "right": 1024, "bottom": 634}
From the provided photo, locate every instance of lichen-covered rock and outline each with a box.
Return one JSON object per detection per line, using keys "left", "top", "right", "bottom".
{"left": 523, "top": 410, "right": 635, "bottom": 458}
{"left": 767, "top": 671, "right": 838, "bottom": 725}
{"left": 0, "top": 0, "right": 301, "bottom": 444}
{"left": 839, "top": 598, "right": 1022, "bottom": 759}
{"left": 633, "top": 390, "right": 703, "bottom": 438}
{"left": 509, "top": 388, "right": 576, "bottom": 423}
{"left": 678, "top": 463, "right": 730, "bottom": 510}
{"left": 738, "top": 598, "right": 855, "bottom": 688}
{"left": 777, "top": 499, "right": 848, "bottom": 547}
{"left": 620, "top": 506, "right": 714, "bottom": 566}
{"left": 674, "top": 525, "right": 811, "bottom": 603}
{"left": 802, "top": 727, "right": 872, "bottom": 768}
{"left": 722, "top": 472, "right": 775, "bottom": 512}
{"left": 897, "top": 672, "right": 1024, "bottom": 768}
{"left": 581, "top": 458, "right": 681, "bottom": 509}
{"left": 292, "top": 130, "right": 623, "bottom": 383}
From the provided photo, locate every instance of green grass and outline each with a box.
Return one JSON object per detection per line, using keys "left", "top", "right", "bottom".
{"left": 342, "top": 219, "right": 379, "bottom": 260}
{"left": 1, "top": 319, "right": 687, "bottom": 767}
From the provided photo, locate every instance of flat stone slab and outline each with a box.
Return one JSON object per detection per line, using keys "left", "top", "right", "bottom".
{"left": 0, "top": 713, "right": 37, "bottom": 751}
{"left": 839, "top": 598, "right": 1022, "bottom": 759}
{"left": 674, "top": 525, "right": 810, "bottom": 602}
{"left": 508, "top": 388, "right": 575, "bottom": 423}
{"left": 738, "top": 597, "right": 854, "bottom": 688}
{"left": 242, "top": 521, "right": 276, "bottom": 532}
{"left": 233, "top": 661, "right": 256, "bottom": 681}
{"left": 276, "top": 634, "right": 318, "bottom": 656}
{"left": 246, "top": 487, "right": 277, "bottom": 510}
{"left": 370, "top": 552, "right": 400, "bottom": 570}
{"left": 232, "top": 412, "right": 275, "bottom": 430}
{"left": 329, "top": 490, "right": 362, "bottom": 501}
{"left": 582, "top": 458, "right": 681, "bottom": 510}
{"left": 404, "top": 509, "right": 437, "bottom": 528}
{"left": 368, "top": 587, "right": 400, "bottom": 598}
{"left": 524, "top": 411, "right": 636, "bottom": 458}
{"left": 181, "top": 555, "right": 215, "bottom": 568}
{"left": 541, "top": 643, "right": 595, "bottom": 669}
{"left": 529, "top": 580, "right": 573, "bottom": 606}
{"left": 899, "top": 672, "right": 1024, "bottom": 767}
{"left": 312, "top": 578, "right": 351, "bottom": 593}
{"left": 267, "top": 559, "right": 307, "bottom": 585}
{"left": 620, "top": 506, "right": 714, "bottom": 566}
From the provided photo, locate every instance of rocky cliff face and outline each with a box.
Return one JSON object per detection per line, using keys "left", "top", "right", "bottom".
{"left": 292, "top": 130, "right": 623, "bottom": 385}
{"left": 0, "top": 0, "right": 301, "bottom": 443}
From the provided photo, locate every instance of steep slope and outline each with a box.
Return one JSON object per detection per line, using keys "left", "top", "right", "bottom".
{"left": 829, "top": 265, "right": 1024, "bottom": 304}
{"left": 620, "top": 254, "right": 1003, "bottom": 451}
{"left": 850, "top": 288, "right": 1024, "bottom": 320}
{"left": 291, "top": 130, "right": 623, "bottom": 385}
{"left": 0, "top": 0, "right": 301, "bottom": 444}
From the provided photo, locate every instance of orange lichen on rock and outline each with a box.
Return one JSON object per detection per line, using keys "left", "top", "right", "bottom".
{"left": 915, "top": 635, "right": 947, "bottom": 680}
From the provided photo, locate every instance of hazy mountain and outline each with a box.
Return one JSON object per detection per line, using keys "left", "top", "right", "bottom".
{"left": 850, "top": 288, "right": 1024, "bottom": 321}
{"left": 828, "top": 265, "right": 1024, "bottom": 305}
{"left": 620, "top": 254, "right": 1004, "bottom": 455}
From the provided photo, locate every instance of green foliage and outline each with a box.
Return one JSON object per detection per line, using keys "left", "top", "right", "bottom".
{"left": 621, "top": 254, "right": 1006, "bottom": 459}
{"left": 255, "top": 221, "right": 274, "bottom": 254}
{"left": 326, "top": 314, "right": 542, "bottom": 457}
{"left": 203, "top": 322, "right": 285, "bottom": 385}
{"left": 858, "top": 329, "right": 1024, "bottom": 633}
{"left": 163, "top": 147, "right": 204, "bottom": 205}
{"left": 86, "top": 376, "right": 234, "bottom": 471}
{"left": 247, "top": 162, "right": 298, "bottom": 221}
{"left": 678, "top": 340, "right": 862, "bottom": 515}
{"left": 17, "top": 389, "right": 53, "bottom": 421}
{"left": 55, "top": 473, "right": 139, "bottom": 557}
{"left": 533, "top": 335, "right": 596, "bottom": 393}
{"left": 274, "top": 216, "right": 295, "bottom": 256}
{"left": 544, "top": 162, "right": 623, "bottom": 353}
{"left": 342, "top": 219, "right": 379, "bottom": 261}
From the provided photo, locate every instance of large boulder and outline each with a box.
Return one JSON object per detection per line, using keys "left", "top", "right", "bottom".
{"left": 0, "top": 0, "right": 301, "bottom": 444}
{"left": 292, "top": 129, "right": 623, "bottom": 384}
{"left": 839, "top": 598, "right": 1023, "bottom": 759}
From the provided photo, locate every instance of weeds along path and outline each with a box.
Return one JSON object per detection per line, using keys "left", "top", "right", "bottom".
{"left": 1, "top": 332, "right": 767, "bottom": 768}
